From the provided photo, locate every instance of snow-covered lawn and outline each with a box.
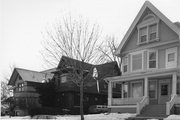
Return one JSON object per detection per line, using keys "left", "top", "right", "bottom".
{"left": 1, "top": 114, "right": 180, "bottom": 120}
{"left": 164, "top": 115, "right": 180, "bottom": 120}
{"left": 57, "top": 113, "right": 136, "bottom": 120}
{"left": 0, "top": 113, "right": 136, "bottom": 120}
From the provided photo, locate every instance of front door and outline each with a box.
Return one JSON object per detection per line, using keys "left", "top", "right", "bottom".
{"left": 159, "top": 80, "right": 170, "bottom": 104}
{"left": 149, "top": 80, "right": 157, "bottom": 104}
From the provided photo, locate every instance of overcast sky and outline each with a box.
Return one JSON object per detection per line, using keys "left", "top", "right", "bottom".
{"left": 1, "top": 0, "right": 180, "bottom": 80}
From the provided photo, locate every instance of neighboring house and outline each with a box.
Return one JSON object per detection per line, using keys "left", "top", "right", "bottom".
{"left": 52, "top": 56, "right": 121, "bottom": 114}
{"left": 105, "top": 1, "right": 180, "bottom": 117}
{"left": 8, "top": 68, "right": 55, "bottom": 116}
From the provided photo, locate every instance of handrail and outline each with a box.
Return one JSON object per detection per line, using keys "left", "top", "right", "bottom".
{"left": 166, "top": 94, "right": 178, "bottom": 115}
{"left": 137, "top": 96, "right": 149, "bottom": 114}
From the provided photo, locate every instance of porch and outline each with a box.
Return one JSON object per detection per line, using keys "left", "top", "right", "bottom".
{"left": 106, "top": 69, "right": 180, "bottom": 115}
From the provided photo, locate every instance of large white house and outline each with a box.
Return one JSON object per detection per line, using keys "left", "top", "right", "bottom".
{"left": 105, "top": 1, "right": 180, "bottom": 117}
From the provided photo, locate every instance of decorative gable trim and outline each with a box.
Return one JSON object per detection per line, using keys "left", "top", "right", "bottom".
{"left": 115, "top": 1, "right": 180, "bottom": 56}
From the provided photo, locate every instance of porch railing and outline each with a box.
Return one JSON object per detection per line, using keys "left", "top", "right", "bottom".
{"left": 166, "top": 94, "right": 180, "bottom": 115}
{"left": 137, "top": 96, "right": 149, "bottom": 114}
{"left": 112, "top": 97, "right": 143, "bottom": 105}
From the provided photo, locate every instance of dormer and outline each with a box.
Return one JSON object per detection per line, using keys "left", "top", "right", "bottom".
{"left": 137, "top": 13, "right": 160, "bottom": 45}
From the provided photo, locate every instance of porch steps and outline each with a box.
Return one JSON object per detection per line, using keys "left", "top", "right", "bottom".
{"left": 140, "top": 104, "right": 167, "bottom": 117}
{"left": 126, "top": 104, "right": 168, "bottom": 120}
{"left": 125, "top": 116, "right": 164, "bottom": 120}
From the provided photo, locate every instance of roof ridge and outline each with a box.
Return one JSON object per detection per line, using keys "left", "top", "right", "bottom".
{"left": 15, "top": 67, "right": 40, "bottom": 73}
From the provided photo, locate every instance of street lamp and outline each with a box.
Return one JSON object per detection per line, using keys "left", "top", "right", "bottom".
{"left": 93, "top": 67, "right": 99, "bottom": 93}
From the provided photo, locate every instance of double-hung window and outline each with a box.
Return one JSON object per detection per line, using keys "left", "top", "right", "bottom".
{"left": 149, "top": 24, "right": 157, "bottom": 41}
{"left": 131, "top": 51, "right": 143, "bottom": 72}
{"left": 139, "top": 27, "right": 148, "bottom": 43}
{"left": 166, "top": 47, "right": 177, "bottom": 68}
{"left": 148, "top": 51, "right": 157, "bottom": 69}
{"left": 18, "top": 83, "right": 24, "bottom": 92}
{"left": 123, "top": 56, "right": 128, "bottom": 73}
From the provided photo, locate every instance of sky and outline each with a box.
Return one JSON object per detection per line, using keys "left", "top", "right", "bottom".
{"left": 0, "top": 0, "right": 180, "bottom": 80}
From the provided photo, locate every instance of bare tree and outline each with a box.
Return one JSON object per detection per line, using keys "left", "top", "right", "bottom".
{"left": 97, "top": 36, "right": 121, "bottom": 68}
{"left": 42, "top": 16, "right": 101, "bottom": 120}
{"left": 1, "top": 64, "right": 15, "bottom": 101}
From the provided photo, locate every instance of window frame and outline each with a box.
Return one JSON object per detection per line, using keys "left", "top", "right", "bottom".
{"left": 130, "top": 51, "right": 144, "bottom": 72}
{"left": 149, "top": 23, "right": 158, "bottom": 41}
{"left": 122, "top": 55, "right": 128, "bottom": 73}
{"left": 18, "top": 83, "right": 24, "bottom": 92}
{"left": 123, "top": 83, "right": 128, "bottom": 98}
{"left": 165, "top": 47, "right": 177, "bottom": 69}
{"left": 139, "top": 26, "right": 148, "bottom": 44}
{"left": 147, "top": 50, "right": 158, "bottom": 69}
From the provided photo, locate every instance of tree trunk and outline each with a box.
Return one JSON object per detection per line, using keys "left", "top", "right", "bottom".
{"left": 80, "top": 80, "right": 84, "bottom": 120}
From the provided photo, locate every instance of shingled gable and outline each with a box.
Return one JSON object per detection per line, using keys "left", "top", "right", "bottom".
{"left": 8, "top": 68, "right": 54, "bottom": 85}
{"left": 115, "top": 1, "right": 180, "bottom": 55}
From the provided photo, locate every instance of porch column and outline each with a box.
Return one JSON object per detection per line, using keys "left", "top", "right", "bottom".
{"left": 144, "top": 77, "right": 148, "bottom": 97}
{"left": 108, "top": 81, "right": 112, "bottom": 106}
{"left": 121, "top": 83, "right": 124, "bottom": 98}
{"left": 172, "top": 73, "right": 177, "bottom": 96}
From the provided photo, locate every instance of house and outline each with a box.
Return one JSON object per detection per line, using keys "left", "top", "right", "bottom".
{"left": 105, "top": 1, "right": 180, "bottom": 117}
{"left": 52, "top": 56, "right": 121, "bottom": 114}
{"left": 8, "top": 68, "right": 55, "bottom": 116}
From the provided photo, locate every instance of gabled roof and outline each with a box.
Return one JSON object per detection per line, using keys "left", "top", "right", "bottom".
{"left": 115, "top": 1, "right": 180, "bottom": 55}
{"left": 8, "top": 68, "right": 54, "bottom": 85}
{"left": 57, "top": 56, "right": 93, "bottom": 71}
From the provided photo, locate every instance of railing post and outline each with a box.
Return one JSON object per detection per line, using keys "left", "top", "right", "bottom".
{"left": 144, "top": 77, "right": 148, "bottom": 97}
{"left": 108, "top": 81, "right": 112, "bottom": 106}
{"left": 172, "top": 73, "right": 177, "bottom": 96}
{"left": 166, "top": 102, "right": 170, "bottom": 115}
{"left": 137, "top": 102, "right": 140, "bottom": 114}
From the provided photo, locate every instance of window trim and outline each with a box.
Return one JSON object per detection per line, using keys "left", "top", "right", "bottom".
{"left": 122, "top": 82, "right": 129, "bottom": 98}
{"left": 130, "top": 51, "right": 144, "bottom": 72}
{"left": 18, "top": 83, "right": 24, "bottom": 92}
{"left": 139, "top": 26, "right": 148, "bottom": 44}
{"left": 122, "top": 55, "right": 128, "bottom": 73}
{"left": 165, "top": 47, "right": 177, "bottom": 69}
{"left": 147, "top": 50, "right": 158, "bottom": 70}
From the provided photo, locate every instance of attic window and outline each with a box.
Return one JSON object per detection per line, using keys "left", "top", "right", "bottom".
{"left": 18, "top": 83, "right": 24, "bottom": 92}
{"left": 137, "top": 14, "right": 159, "bottom": 45}
{"left": 139, "top": 27, "right": 147, "bottom": 43}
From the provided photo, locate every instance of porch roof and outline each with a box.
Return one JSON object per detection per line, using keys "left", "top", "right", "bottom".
{"left": 105, "top": 68, "right": 180, "bottom": 82}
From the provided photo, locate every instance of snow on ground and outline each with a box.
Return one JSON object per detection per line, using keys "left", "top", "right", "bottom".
{"left": 164, "top": 115, "right": 180, "bottom": 120}
{"left": 1, "top": 114, "right": 180, "bottom": 120}
{"left": 0, "top": 113, "right": 136, "bottom": 120}
{"left": 56, "top": 113, "right": 136, "bottom": 120}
